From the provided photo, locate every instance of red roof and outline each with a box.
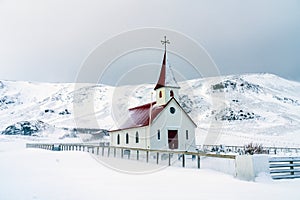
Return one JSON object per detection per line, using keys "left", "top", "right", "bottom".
{"left": 110, "top": 102, "right": 165, "bottom": 132}
{"left": 110, "top": 98, "right": 197, "bottom": 132}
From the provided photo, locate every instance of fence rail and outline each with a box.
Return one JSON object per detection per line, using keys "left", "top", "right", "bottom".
{"left": 201, "top": 145, "right": 300, "bottom": 155}
{"left": 269, "top": 157, "right": 300, "bottom": 179}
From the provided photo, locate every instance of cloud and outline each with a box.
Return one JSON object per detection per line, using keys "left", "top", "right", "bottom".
{"left": 0, "top": 0, "right": 299, "bottom": 83}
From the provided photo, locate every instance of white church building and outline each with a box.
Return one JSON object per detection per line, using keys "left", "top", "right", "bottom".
{"left": 109, "top": 43, "right": 197, "bottom": 151}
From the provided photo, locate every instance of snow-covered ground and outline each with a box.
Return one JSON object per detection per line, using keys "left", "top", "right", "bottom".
{"left": 1, "top": 135, "right": 300, "bottom": 200}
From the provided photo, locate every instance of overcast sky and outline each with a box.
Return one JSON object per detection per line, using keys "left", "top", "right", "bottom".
{"left": 0, "top": 0, "right": 299, "bottom": 84}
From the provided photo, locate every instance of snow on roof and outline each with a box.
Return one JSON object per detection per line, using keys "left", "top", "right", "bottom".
{"left": 154, "top": 51, "right": 180, "bottom": 90}
{"left": 110, "top": 101, "right": 165, "bottom": 132}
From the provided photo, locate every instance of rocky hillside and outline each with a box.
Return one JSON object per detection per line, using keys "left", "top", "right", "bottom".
{"left": 0, "top": 73, "right": 299, "bottom": 147}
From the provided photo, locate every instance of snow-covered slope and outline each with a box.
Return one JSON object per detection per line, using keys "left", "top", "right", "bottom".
{"left": 0, "top": 73, "right": 300, "bottom": 147}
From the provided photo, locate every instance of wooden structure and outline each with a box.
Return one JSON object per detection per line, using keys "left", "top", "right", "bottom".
{"left": 269, "top": 157, "right": 300, "bottom": 179}
{"left": 26, "top": 143, "right": 235, "bottom": 169}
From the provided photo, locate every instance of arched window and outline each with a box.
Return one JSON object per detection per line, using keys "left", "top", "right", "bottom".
{"left": 135, "top": 131, "right": 139, "bottom": 143}
{"left": 157, "top": 129, "right": 160, "bottom": 140}
{"left": 117, "top": 134, "right": 120, "bottom": 145}
{"left": 170, "top": 90, "right": 174, "bottom": 97}
{"left": 186, "top": 130, "right": 189, "bottom": 140}
{"left": 159, "top": 91, "right": 162, "bottom": 98}
{"left": 126, "top": 133, "right": 129, "bottom": 144}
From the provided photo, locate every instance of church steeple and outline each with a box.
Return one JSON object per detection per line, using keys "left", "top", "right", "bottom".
{"left": 154, "top": 36, "right": 180, "bottom": 106}
{"left": 154, "top": 51, "right": 167, "bottom": 90}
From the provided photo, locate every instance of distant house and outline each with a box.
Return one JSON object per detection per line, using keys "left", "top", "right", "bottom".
{"left": 109, "top": 49, "right": 197, "bottom": 151}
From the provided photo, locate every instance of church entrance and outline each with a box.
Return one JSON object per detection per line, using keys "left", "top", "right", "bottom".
{"left": 168, "top": 130, "right": 178, "bottom": 149}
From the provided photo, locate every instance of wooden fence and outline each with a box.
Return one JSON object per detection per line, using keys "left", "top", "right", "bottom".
{"left": 202, "top": 145, "right": 300, "bottom": 155}
{"left": 26, "top": 143, "right": 236, "bottom": 169}
{"left": 26, "top": 143, "right": 300, "bottom": 180}
{"left": 269, "top": 157, "right": 300, "bottom": 179}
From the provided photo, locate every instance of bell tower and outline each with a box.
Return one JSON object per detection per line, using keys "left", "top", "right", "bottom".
{"left": 154, "top": 36, "right": 180, "bottom": 106}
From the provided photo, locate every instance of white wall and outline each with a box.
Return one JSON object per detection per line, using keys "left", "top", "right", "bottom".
{"left": 110, "top": 126, "right": 148, "bottom": 149}
{"left": 150, "top": 99, "right": 196, "bottom": 151}
{"left": 201, "top": 157, "right": 236, "bottom": 176}
{"left": 155, "top": 87, "right": 179, "bottom": 106}
{"left": 235, "top": 155, "right": 270, "bottom": 181}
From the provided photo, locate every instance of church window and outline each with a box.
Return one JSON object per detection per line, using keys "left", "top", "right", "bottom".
{"left": 159, "top": 91, "right": 162, "bottom": 98}
{"left": 117, "top": 134, "right": 120, "bottom": 145}
{"left": 170, "top": 90, "right": 174, "bottom": 97}
{"left": 136, "top": 131, "right": 139, "bottom": 143}
{"left": 170, "top": 107, "right": 176, "bottom": 114}
{"left": 157, "top": 130, "right": 161, "bottom": 140}
{"left": 186, "top": 130, "right": 189, "bottom": 140}
{"left": 126, "top": 133, "right": 129, "bottom": 144}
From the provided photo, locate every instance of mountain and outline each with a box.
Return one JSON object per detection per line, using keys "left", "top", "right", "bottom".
{"left": 0, "top": 73, "right": 299, "bottom": 147}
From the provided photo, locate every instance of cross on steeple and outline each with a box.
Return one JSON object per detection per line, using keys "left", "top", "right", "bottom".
{"left": 161, "top": 36, "right": 170, "bottom": 51}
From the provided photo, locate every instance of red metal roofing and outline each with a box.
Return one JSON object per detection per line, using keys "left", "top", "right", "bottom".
{"left": 110, "top": 101, "right": 165, "bottom": 132}
{"left": 109, "top": 98, "right": 197, "bottom": 132}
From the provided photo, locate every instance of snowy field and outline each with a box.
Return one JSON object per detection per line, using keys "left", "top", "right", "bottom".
{"left": 1, "top": 135, "right": 300, "bottom": 200}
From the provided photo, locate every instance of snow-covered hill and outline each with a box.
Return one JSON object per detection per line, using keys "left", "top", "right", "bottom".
{"left": 0, "top": 73, "right": 300, "bottom": 147}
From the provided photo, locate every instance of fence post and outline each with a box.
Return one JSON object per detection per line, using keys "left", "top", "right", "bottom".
{"left": 290, "top": 161, "right": 294, "bottom": 175}
{"left": 137, "top": 150, "right": 139, "bottom": 160}
{"left": 114, "top": 148, "right": 116, "bottom": 157}
{"left": 108, "top": 147, "right": 110, "bottom": 157}
{"left": 168, "top": 153, "right": 171, "bottom": 166}
{"left": 146, "top": 151, "right": 149, "bottom": 163}
{"left": 121, "top": 148, "right": 124, "bottom": 158}
{"left": 182, "top": 154, "right": 185, "bottom": 168}
{"left": 156, "top": 152, "right": 159, "bottom": 164}
{"left": 102, "top": 147, "right": 105, "bottom": 156}
{"left": 197, "top": 155, "right": 201, "bottom": 169}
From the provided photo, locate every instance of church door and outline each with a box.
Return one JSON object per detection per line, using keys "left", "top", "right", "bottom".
{"left": 168, "top": 130, "right": 178, "bottom": 149}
